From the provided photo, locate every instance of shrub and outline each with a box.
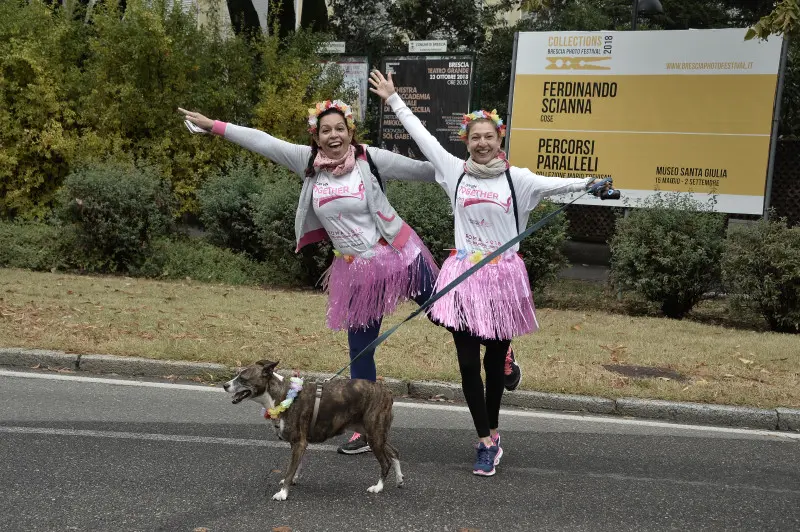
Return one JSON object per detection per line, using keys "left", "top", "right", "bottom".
{"left": 197, "top": 157, "right": 274, "bottom": 261}
{"left": 609, "top": 193, "right": 726, "bottom": 319}
{"left": 135, "top": 236, "right": 276, "bottom": 285}
{"left": 55, "top": 162, "right": 175, "bottom": 272}
{"left": 722, "top": 217, "right": 800, "bottom": 333}
{"left": 518, "top": 200, "right": 570, "bottom": 293}
{"left": 250, "top": 173, "right": 332, "bottom": 288}
{"left": 386, "top": 181, "right": 454, "bottom": 263}
{"left": 0, "top": 221, "right": 66, "bottom": 271}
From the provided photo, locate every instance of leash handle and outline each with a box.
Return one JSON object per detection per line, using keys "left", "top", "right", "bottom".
{"left": 331, "top": 189, "right": 592, "bottom": 379}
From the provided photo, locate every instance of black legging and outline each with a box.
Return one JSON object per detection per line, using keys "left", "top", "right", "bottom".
{"left": 450, "top": 328, "right": 511, "bottom": 439}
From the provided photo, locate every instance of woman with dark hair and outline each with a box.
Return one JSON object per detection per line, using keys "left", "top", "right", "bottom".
{"left": 179, "top": 101, "right": 439, "bottom": 454}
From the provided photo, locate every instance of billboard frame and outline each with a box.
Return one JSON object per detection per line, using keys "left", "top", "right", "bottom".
{"left": 505, "top": 29, "right": 788, "bottom": 216}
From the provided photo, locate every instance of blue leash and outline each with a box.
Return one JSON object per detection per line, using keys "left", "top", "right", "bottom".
{"left": 329, "top": 189, "right": 594, "bottom": 379}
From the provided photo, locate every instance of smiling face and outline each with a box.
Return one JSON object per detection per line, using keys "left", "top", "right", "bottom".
{"left": 466, "top": 120, "right": 502, "bottom": 165}
{"left": 313, "top": 110, "right": 354, "bottom": 159}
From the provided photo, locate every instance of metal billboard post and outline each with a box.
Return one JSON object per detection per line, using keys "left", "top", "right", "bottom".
{"left": 763, "top": 35, "right": 790, "bottom": 221}
{"left": 505, "top": 32, "right": 520, "bottom": 159}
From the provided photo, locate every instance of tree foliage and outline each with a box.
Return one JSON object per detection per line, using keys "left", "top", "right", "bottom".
{"left": 1, "top": 0, "right": 349, "bottom": 220}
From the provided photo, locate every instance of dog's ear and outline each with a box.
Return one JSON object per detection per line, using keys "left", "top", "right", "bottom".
{"left": 260, "top": 360, "right": 279, "bottom": 376}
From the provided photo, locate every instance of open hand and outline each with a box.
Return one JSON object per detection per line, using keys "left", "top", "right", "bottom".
{"left": 368, "top": 70, "right": 396, "bottom": 100}
{"left": 178, "top": 107, "right": 214, "bottom": 131}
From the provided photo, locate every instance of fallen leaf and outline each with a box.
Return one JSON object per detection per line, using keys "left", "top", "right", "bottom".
{"left": 571, "top": 324, "right": 582, "bottom": 331}
{"left": 738, "top": 358, "right": 754, "bottom": 365}
{"left": 193, "top": 528, "right": 209, "bottom": 532}
{"left": 273, "top": 527, "right": 292, "bottom": 532}
{"left": 681, "top": 386, "right": 690, "bottom": 391}
{"left": 723, "top": 374, "right": 736, "bottom": 378}
{"left": 657, "top": 377, "right": 671, "bottom": 381}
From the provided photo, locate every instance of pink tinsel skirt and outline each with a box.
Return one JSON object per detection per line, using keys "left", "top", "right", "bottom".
{"left": 430, "top": 250, "right": 538, "bottom": 340}
{"left": 323, "top": 231, "right": 439, "bottom": 331}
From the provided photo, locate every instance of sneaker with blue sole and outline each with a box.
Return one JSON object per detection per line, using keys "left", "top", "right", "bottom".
{"left": 473, "top": 442, "right": 500, "bottom": 476}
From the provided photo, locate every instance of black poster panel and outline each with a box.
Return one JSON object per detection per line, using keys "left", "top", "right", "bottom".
{"left": 379, "top": 55, "right": 475, "bottom": 160}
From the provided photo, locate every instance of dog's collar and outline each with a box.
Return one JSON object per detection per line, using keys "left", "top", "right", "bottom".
{"left": 262, "top": 377, "right": 303, "bottom": 420}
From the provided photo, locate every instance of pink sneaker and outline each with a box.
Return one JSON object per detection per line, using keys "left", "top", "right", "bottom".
{"left": 337, "top": 432, "right": 371, "bottom": 454}
{"left": 504, "top": 347, "right": 521, "bottom": 391}
{"left": 491, "top": 432, "right": 504, "bottom": 465}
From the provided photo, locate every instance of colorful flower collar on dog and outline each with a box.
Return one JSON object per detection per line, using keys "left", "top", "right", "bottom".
{"left": 262, "top": 377, "right": 304, "bottom": 420}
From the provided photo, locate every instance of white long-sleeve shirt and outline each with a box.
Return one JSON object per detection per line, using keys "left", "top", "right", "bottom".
{"left": 217, "top": 123, "right": 435, "bottom": 255}
{"left": 386, "top": 93, "right": 592, "bottom": 254}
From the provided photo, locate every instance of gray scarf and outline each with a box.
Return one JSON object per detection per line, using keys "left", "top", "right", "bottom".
{"left": 464, "top": 153, "right": 509, "bottom": 179}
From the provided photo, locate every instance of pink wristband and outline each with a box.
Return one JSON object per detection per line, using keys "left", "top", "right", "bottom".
{"left": 211, "top": 120, "right": 227, "bottom": 136}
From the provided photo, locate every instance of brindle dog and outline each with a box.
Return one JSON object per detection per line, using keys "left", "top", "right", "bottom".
{"left": 223, "top": 359, "right": 403, "bottom": 501}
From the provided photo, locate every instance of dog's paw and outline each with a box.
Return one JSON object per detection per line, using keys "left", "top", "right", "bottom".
{"left": 272, "top": 488, "right": 289, "bottom": 501}
{"left": 366, "top": 479, "right": 384, "bottom": 494}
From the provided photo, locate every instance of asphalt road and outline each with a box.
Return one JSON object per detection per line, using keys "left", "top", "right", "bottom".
{"left": 1, "top": 369, "right": 798, "bottom": 532}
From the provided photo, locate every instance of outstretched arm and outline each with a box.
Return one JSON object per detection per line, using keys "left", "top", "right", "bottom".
{"left": 179, "top": 108, "right": 310, "bottom": 176}
{"left": 368, "top": 71, "right": 463, "bottom": 182}
{"left": 514, "top": 168, "right": 595, "bottom": 212}
{"left": 366, "top": 147, "right": 436, "bottom": 183}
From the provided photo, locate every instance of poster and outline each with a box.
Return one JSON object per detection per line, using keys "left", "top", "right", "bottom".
{"left": 507, "top": 29, "right": 785, "bottom": 214}
{"left": 320, "top": 56, "right": 370, "bottom": 123}
{"left": 379, "top": 55, "right": 475, "bottom": 160}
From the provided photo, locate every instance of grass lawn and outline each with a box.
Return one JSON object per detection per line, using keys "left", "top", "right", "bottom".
{"left": 1, "top": 267, "right": 798, "bottom": 408}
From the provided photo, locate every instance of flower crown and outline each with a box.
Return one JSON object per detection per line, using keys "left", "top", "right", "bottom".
{"left": 458, "top": 109, "right": 506, "bottom": 141}
{"left": 307, "top": 100, "right": 355, "bottom": 134}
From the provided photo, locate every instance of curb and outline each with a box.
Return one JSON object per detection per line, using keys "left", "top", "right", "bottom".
{"left": 1, "top": 347, "right": 798, "bottom": 432}
{"left": 0, "top": 348, "right": 231, "bottom": 380}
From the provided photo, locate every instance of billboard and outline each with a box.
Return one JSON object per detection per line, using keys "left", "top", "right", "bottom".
{"left": 507, "top": 29, "right": 785, "bottom": 215}
{"left": 379, "top": 55, "right": 475, "bottom": 160}
{"left": 320, "top": 56, "right": 370, "bottom": 123}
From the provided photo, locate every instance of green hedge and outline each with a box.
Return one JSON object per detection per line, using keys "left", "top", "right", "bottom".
{"left": 610, "top": 193, "right": 727, "bottom": 319}
{"left": 723, "top": 217, "right": 800, "bottom": 333}
{"left": 55, "top": 162, "right": 174, "bottom": 272}
{"left": 0, "top": 222, "right": 66, "bottom": 271}
{"left": 134, "top": 236, "right": 274, "bottom": 286}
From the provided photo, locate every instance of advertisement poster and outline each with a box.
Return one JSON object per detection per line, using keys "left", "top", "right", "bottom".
{"left": 320, "top": 56, "right": 370, "bottom": 122}
{"left": 507, "top": 29, "right": 784, "bottom": 214}
{"left": 379, "top": 55, "right": 475, "bottom": 160}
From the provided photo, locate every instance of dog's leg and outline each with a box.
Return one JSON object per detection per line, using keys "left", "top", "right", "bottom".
{"left": 279, "top": 452, "right": 306, "bottom": 486}
{"left": 273, "top": 440, "right": 307, "bottom": 501}
{"left": 291, "top": 453, "right": 307, "bottom": 485}
{"left": 366, "top": 434, "right": 391, "bottom": 494}
{"left": 386, "top": 443, "right": 404, "bottom": 487}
